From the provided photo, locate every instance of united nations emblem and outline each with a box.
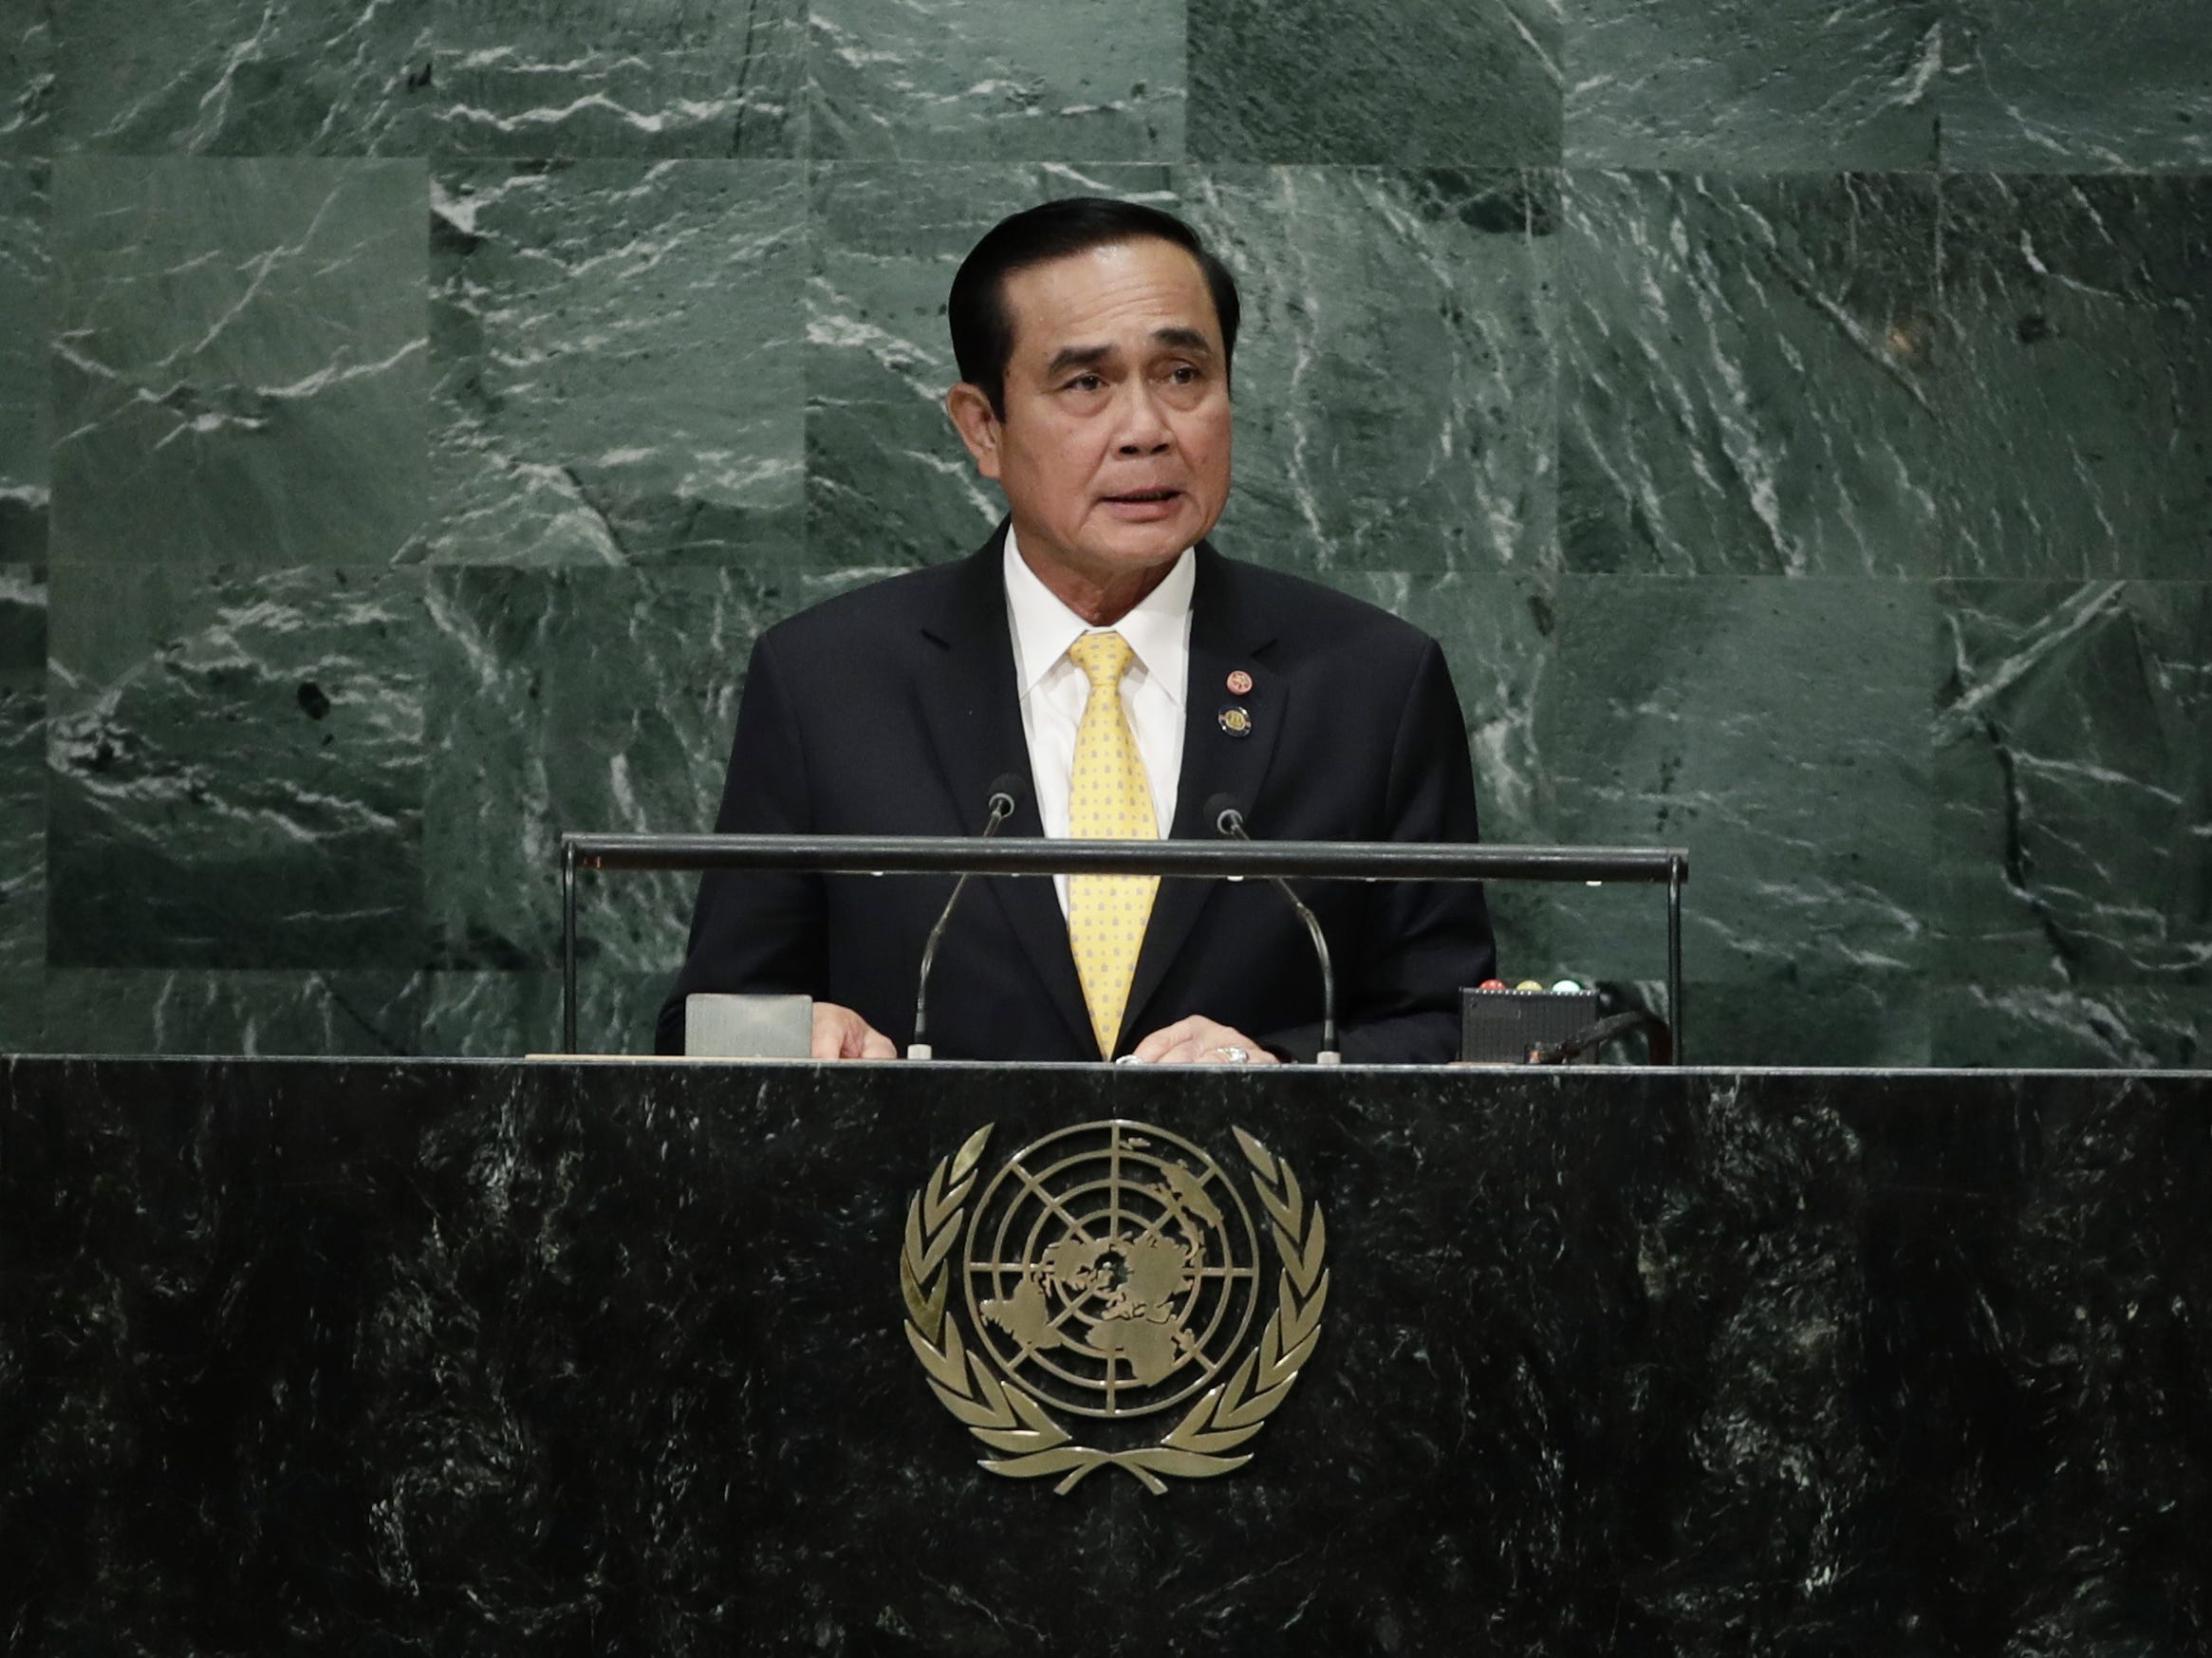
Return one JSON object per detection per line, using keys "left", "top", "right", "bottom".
{"left": 900, "top": 1120, "right": 1329, "bottom": 1494}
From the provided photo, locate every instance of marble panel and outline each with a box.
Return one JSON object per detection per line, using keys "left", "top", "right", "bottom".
{"left": 1933, "top": 581, "right": 2212, "bottom": 990}
{"left": 1324, "top": 569, "right": 1556, "bottom": 845}
{"left": 0, "top": 161, "right": 46, "bottom": 564}
{"left": 9, "top": 1061, "right": 2212, "bottom": 1646}
{"left": 1498, "top": 885, "right": 1662, "bottom": 997}
{"left": 35, "top": 969, "right": 423, "bottom": 1056}
{"left": 50, "top": 0, "right": 431, "bottom": 155}
{"left": 46, "top": 563, "right": 426, "bottom": 969}
{"left": 6, "top": 967, "right": 678, "bottom": 1059}
{"left": 49, "top": 158, "right": 427, "bottom": 568}
{"left": 1944, "top": 0, "right": 2212, "bottom": 172}
{"left": 1562, "top": 0, "right": 1939, "bottom": 170}
{"left": 1559, "top": 171, "right": 1941, "bottom": 576}
{"left": 0, "top": 971, "right": 42, "bottom": 1046}
{"left": 1937, "top": 176, "right": 2212, "bottom": 580}
{"left": 423, "top": 160, "right": 804, "bottom": 568}
{"left": 415, "top": 968, "right": 673, "bottom": 1057}
{"left": 436, "top": 0, "right": 803, "bottom": 158}
{"left": 805, "top": 161, "right": 1084, "bottom": 568}
{"left": 422, "top": 563, "right": 883, "bottom": 976}
{"left": 1186, "top": 168, "right": 1557, "bottom": 574}
{"left": 810, "top": 0, "right": 1181, "bottom": 160}
{"left": 0, "top": 565, "right": 43, "bottom": 976}
{"left": 1687, "top": 969, "right": 1931, "bottom": 1067}
{"left": 0, "top": 0, "right": 52, "bottom": 154}
{"left": 1534, "top": 577, "right": 1933, "bottom": 998}
{"left": 1189, "top": 0, "right": 1560, "bottom": 165}
{"left": 1930, "top": 984, "right": 2212, "bottom": 1070}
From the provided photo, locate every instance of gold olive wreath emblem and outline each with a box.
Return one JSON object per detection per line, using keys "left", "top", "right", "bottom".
{"left": 900, "top": 1120, "right": 1329, "bottom": 1495}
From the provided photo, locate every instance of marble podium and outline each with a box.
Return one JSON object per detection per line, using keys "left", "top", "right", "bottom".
{"left": 5, "top": 1056, "right": 2209, "bottom": 1652}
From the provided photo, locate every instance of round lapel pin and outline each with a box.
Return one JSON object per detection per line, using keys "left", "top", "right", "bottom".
{"left": 1218, "top": 704, "right": 1253, "bottom": 737}
{"left": 1226, "top": 669, "right": 1253, "bottom": 695}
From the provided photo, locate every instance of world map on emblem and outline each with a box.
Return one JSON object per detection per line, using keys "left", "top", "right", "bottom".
{"left": 961, "top": 1121, "right": 1262, "bottom": 1419}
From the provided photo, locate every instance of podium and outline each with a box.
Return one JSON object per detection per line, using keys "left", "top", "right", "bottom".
{"left": 6, "top": 1056, "right": 2209, "bottom": 1650}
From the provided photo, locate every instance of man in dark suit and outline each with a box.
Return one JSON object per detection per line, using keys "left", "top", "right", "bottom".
{"left": 657, "top": 198, "right": 1495, "bottom": 1063}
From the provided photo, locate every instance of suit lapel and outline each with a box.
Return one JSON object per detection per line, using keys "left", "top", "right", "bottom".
{"left": 1122, "top": 545, "right": 1287, "bottom": 1045}
{"left": 914, "top": 527, "right": 1094, "bottom": 1054}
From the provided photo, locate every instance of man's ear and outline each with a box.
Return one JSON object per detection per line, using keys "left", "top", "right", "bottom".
{"left": 945, "top": 382, "right": 1004, "bottom": 480}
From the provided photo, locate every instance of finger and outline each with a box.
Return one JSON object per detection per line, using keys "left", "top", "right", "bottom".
{"left": 1135, "top": 1019, "right": 1203, "bottom": 1062}
{"left": 812, "top": 1003, "right": 871, "bottom": 1061}
{"left": 1132, "top": 1016, "right": 1208, "bottom": 1064}
{"left": 1162, "top": 1035, "right": 1228, "bottom": 1065}
{"left": 860, "top": 1027, "right": 899, "bottom": 1060}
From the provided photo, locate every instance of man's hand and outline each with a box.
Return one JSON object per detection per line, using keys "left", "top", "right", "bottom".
{"left": 811, "top": 1001, "right": 899, "bottom": 1060}
{"left": 1128, "top": 1015, "right": 1281, "bottom": 1066}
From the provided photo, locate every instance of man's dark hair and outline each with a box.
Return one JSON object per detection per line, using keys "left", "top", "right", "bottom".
{"left": 948, "top": 197, "right": 1241, "bottom": 418}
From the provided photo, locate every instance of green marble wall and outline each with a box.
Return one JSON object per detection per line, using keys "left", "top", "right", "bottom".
{"left": 0, "top": 0, "right": 2205, "bottom": 1064}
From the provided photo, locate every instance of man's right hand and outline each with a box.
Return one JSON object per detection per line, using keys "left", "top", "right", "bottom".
{"left": 811, "top": 1001, "right": 899, "bottom": 1060}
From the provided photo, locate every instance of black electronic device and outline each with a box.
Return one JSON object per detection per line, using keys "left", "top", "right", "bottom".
{"left": 1459, "top": 985, "right": 1602, "bottom": 1063}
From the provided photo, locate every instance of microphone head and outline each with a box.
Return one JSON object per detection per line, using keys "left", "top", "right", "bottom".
{"left": 1202, "top": 792, "right": 1246, "bottom": 837}
{"left": 985, "top": 773, "right": 1025, "bottom": 820}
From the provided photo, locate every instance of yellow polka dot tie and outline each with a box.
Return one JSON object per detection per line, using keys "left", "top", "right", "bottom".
{"left": 1066, "top": 630, "right": 1159, "bottom": 1059}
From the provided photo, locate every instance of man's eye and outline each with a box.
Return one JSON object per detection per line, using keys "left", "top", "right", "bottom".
{"left": 1066, "top": 373, "right": 1106, "bottom": 393}
{"left": 1166, "top": 364, "right": 1201, "bottom": 384}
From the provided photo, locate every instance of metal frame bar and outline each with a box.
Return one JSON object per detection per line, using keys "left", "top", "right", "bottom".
{"left": 558, "top": 832, "right": 1690, "bottom": 1062}
{"left": 567, "top": 832, "right": 1682, "bottom": 883}
{"left": 1666, "top": 861, "right": 1684, "bottom": 1065}
{"left": 562, "top": 840, "right": 579, "bottom": 1055}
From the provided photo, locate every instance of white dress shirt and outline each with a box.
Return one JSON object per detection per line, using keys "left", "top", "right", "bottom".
{"left": 1003, "top": 527, "right": 1194, "bottom": 914}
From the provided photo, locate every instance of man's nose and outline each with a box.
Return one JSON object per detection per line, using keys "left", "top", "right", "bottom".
{"left": 1114, "top": 383, "right": 1174, "bottom": 454}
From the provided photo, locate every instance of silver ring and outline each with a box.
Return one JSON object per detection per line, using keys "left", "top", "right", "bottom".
{"left": 1212, "top": 1045, "right": 1251, "bottom": 1064}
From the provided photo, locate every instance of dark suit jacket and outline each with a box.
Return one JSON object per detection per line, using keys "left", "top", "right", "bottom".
{"left": 655, "top": 528, "right": 1496, "bottom": 1062}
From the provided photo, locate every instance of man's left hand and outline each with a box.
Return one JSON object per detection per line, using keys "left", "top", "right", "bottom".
{"left": 1128, "top": 1015, "right": 1281, "bottom": 1066}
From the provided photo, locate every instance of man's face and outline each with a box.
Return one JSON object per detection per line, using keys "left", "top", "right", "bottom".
{"left": 949, "top": 237, "right": 1233, "bottom": 601}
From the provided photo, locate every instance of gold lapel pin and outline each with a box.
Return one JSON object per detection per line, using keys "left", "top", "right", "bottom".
{"left": 1218, "top": 704, "right": 1253, "bottom": 737}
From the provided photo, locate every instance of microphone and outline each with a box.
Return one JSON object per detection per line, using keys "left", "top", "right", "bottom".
{"left": 910, "top": 774, "right": 1023, "bottom": 1060}
{"left": 1204, "top": 793, "right": 1341, "bottom": 1067}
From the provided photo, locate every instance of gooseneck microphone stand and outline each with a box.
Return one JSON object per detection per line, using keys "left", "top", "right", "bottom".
{"left": 908, "top": 778, "right": 1020, "bottom": 1060}
{"left": 1207, "top": 795, "right": 1339, "bottom": 1066}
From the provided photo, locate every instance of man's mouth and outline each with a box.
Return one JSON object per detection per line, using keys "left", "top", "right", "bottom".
{"left": 1101, "top": 488, "right": 1181, "bottom": 505}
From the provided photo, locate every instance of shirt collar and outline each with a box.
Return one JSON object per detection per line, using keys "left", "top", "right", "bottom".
{"left": 1003, "top": 525, "right": 1195, "bottom": 705}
